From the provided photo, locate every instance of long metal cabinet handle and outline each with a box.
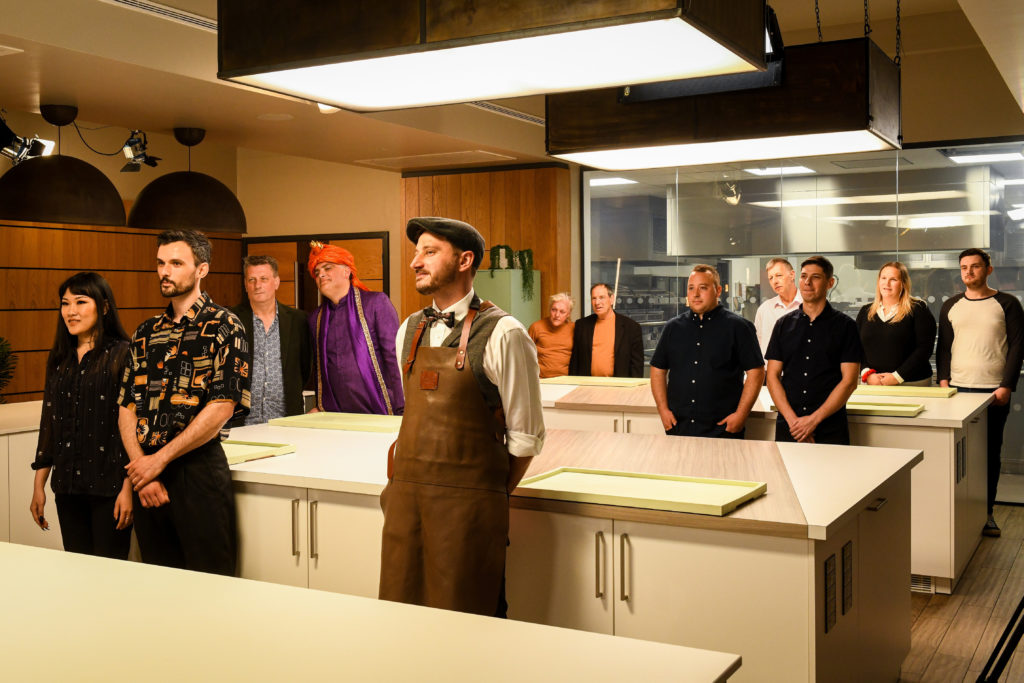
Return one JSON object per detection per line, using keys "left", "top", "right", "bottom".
{"left": 613, "top": 418, "right": 619, "bottom": 432}
{"left": 595, "top": 531, "right": 605, "bottom": 598}
{"left": 291, "top": 498, "right": 300, "bottom": 557}
{"left": 866, "top": 497, "right": 887, "bottom": 512}
{"left": 626, "top": 419, "right": 632, "bottom": 433}
{"left": 620, "top": 533, "right": 630, "bottom": 602}
{"left": 309, "top": 499, "right": 319, "bottom": 560}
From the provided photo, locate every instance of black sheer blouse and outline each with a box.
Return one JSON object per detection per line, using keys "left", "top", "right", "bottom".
{"left": 32, "top": 340, "right": 131, "bottom": 496}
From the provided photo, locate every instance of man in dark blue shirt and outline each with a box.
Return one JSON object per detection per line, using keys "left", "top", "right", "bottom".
{"left": 650, "top": 264, "right": 764, "bottom": 439}
{"left": 766, "top": 255, "right": 861, "bottom": 445}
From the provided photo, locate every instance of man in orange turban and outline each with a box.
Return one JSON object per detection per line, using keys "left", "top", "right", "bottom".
{"left": 307, "top": 241, "right": 403, "bottom": 415}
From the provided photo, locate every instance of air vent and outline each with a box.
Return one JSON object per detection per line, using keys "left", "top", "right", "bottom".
{"left": 831, "top": 157, "right": 913, "bottom": 170}
{"left": 468, "top": 101, "right": 545, "bottom": 126}
{"left": 355, "top": 150, "right": 516, "bottom": 171}
{"left": 99, "top": 0, "right": 217, "bottom": 32}
{"left": 910, "top": 574, "right": 935, "bottom": 594}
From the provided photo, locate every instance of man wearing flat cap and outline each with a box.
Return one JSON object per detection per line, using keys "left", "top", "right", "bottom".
{"left": 379, "top": 216, "right": 546, "bottom": 617}
{"left": 308, "top": 242, "right": 403, "bottom": 415}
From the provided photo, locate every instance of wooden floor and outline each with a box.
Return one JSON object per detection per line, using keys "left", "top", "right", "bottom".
{"left": 902, "top": 505, "right": 1024, "bottom": 682}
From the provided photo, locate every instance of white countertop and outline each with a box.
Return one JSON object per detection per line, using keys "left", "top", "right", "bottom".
{"left": 0, "top": 542, "right": 741, "bottom": 682}
{"left": 540, "top": 383, "right": 579, "bottom": 407}
{"left": 0, "top": 400, "right": 42, "bottom": 435}
{"left": 228, "top": 423, "right": 920, "bottom": 541}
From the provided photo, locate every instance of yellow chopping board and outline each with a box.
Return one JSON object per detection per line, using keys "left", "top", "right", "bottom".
{"left": 269, "top": 412, "right": 402, "bottom": 432}
{"left": 853, "top": 385, "right": 956, "bottom": 399}
{"left": 517, "top": 467, "right": 766, "bottom": 516}
{"left": 222, "top": 440, "right": 296, "bottom": 465}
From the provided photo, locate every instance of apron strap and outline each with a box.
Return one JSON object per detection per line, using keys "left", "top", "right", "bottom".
{"left": 404, "top": 318, "right": 428, "bottom": 376}
{"left": 455, "top": 307, "right": 478, "bottom": 370}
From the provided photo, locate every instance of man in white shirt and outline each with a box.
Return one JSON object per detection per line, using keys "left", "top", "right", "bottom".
{"left": 379, "top": 216, "right": 545, "bottom": 618}
{"left": 754, "top": 257, "right": 802, "bottom": 359}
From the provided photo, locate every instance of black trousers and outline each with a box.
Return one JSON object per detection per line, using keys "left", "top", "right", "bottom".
{"left": 775, "top": 409, "right": 850, "bottom": 445}
{"left": 955, "top": 387, "right": 1012, "bottom": 515}
{"left": 54, "top": 493, "right": 131, "bottom": 560}
{"left": 133, "top": 440, "right": 237, "bottom": 576}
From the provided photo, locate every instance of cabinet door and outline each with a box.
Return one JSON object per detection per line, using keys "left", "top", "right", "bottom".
{"left": 811, "top": 515, "right": 861, "bottom": 683}
{"left": 8, "top": 431, "right": 63, "bottom": 550}
{"left": 965, "top": 412, "right": 988, "bottom": 548}
{"left": 622, "top": 413, "right": 665, "bottom": 435}
{"left": 542, "top": 408, "right": 624, "bottom": 433}
{"left": 307, "top": 488, "right": 384, "bottom": 598}
{"left": 858, "top": 470, "right": 912, "bottom": 683}
{"left": 612, "top": 520, "right": 812, "bottom": 683}
{"left": 234, "top": 481, "right": 308, "bottom": 588}
{"left": 850, "top": 422, "right": 953, "bottom": 580}
{"left": 0, "top": 435, "right": 9, "bottom": 542}
{"left": 507, "top": 508, "right": 613, "bottom": 634}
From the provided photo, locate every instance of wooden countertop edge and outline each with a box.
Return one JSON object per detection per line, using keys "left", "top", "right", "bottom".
{"left": 508, "top": 495, "right": 812, "bottom": 540}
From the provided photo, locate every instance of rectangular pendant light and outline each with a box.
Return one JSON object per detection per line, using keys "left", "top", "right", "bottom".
{"left": 547, "top": 37, "right": 901, "bottom": 171}
{"left": 218, "top": 0, "right": 767, "bottom": 112}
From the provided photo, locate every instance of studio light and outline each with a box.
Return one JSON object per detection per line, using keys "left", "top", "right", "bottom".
{"left": 121, "top": 131, "right": 160, "bottom": 172}
{"left": 547, "top": 38, "right": 901, "bottom": 171}
{"left": 218, "top": 1, "right": 769, "bottom": 111}
{"left": 0, "top": 115, "right": 54, "bottom": 165}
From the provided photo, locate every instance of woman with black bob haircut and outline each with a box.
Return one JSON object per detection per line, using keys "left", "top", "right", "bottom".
{"left": 30, "top": 271, "right": 134, "bottom": 558}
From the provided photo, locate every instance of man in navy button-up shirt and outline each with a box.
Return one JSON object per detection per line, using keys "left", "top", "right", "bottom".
{"left": 650, "top": 265, "right": 764, "bottom": 439}
{"left": 766, "top": 255, "right": 861, "bottom": 445}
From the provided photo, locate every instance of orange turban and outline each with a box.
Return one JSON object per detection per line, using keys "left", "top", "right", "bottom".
{"left": 308, "top": 241, "right": 368, "bottom": 291}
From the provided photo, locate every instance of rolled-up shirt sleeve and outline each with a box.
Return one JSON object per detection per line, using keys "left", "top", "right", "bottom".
{"left": 484, "top": 316, "right": 546, "bottom": 457}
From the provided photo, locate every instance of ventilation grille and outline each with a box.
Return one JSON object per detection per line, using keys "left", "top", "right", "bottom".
{"left": 910, "top": 574, "right": 935, "bottom": 594}
{"left": 99, "top": 0, "right": 217, "bottom": 32}
{"left": 468, "top": 101, "right": 545, "bottom": 127}
{"left": 355, "top": 150, "right": 516, "bottom": 171}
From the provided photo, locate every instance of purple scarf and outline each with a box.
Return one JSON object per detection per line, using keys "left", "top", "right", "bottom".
{"left": 316, "top": 288, "right": 391, "bottom": 415}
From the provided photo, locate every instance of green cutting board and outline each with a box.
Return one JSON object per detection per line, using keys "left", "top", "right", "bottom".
{"left": 854, "top": 385, "right": 956, "bottom": 399}
{"left": 269, "top": 412, "right": 402, "bottom": 432}
{"left": 517, "top": 467, "right": 766, "bottom": 516}
{"left": 222, "top": 440, "right": 296, "bottom": 465}
{"left": 539, "top": 376, "right": 650, "bottom": 387}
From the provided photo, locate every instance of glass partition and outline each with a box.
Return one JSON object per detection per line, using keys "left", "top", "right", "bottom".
{"left": 583, "top": 140, "right": 1024, "bottom": 463}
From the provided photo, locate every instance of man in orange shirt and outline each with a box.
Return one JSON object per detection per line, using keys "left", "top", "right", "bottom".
{"left": 568, "top": 283, "right": 644, "bottom": 378}
{"left": 528, "top": 293, "right": 575, "bottom": 378}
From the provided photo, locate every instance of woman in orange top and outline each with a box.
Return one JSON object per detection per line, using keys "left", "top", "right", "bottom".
{"left": 528, "top": 293, "right": 575, "bottom": 378}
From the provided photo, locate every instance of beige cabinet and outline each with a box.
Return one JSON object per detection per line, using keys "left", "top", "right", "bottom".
{"left": 307, "top": 488, "right": 383, "bottom": 598}
{"left": 0, "top": 435, "right": 9, "bottom": 542}
{"left": 8, "top": 431, "right": 63, "bottom": 550}
{"left": 543, "top": 408, "right": 664, "bottom": 435}
{"left": 507, "top": 509, "right": 613, "bottom": 634}
{"left": 235, "top": 481, "right": 309, "bottom": 588}
{"left": 234, "top": 481, "right": 383, "bottom": 597}
{"left": 507, "top": 468, "right": 912, "bottom": 683}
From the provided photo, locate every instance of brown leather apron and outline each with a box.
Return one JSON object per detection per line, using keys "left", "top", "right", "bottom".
{"left": 378, "top": 305, "right": 509, "bottom": 615}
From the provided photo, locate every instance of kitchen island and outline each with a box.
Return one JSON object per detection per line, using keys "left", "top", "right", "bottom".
{"left": 0, "top": 542, "right": 742, "bottom": 682}
{"left": 543, "top": 381, "right": 989, "bottom": 593}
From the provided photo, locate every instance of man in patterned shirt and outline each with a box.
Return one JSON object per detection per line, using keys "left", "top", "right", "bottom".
{"left": 118, "top": 229, "right": 250, "bottom": 575}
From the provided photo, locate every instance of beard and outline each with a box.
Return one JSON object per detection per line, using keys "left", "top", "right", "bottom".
{"left": 161, "top": 274, "right": 197, "bottom": 298}
{"left": 414, "top": 254, "right": 460, "bottom": 295}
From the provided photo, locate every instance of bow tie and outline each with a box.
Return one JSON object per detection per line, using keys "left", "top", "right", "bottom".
{"left": 422, "top": 308, "right": 456, "bottom": 328}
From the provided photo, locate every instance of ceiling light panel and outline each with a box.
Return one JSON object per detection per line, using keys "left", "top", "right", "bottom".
{"left": 219, "top": 1, "right": 767, "bottom": 111}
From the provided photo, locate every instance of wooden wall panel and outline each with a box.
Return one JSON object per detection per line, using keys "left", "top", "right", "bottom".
{"left": 0, "top": 221, "right": 243, "bottom": 403}
{"left": 399, "top": 166, "right": 571, "bottom": 319}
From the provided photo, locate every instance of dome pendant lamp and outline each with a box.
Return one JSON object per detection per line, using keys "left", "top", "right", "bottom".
{"left": 128, "top": 127, "right": 246, "bottom": 234}
{"left": 0, "top": 104, "right": 126, "bottom": 226}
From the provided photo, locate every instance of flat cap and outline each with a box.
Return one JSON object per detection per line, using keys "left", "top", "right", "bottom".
{"left": 406, "top": 216, "right": 485, "bottom": 269}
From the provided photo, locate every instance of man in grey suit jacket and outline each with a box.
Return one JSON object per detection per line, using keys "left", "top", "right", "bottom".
{"left": 230, "top": 255, "right": 312, "bottom": 424}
